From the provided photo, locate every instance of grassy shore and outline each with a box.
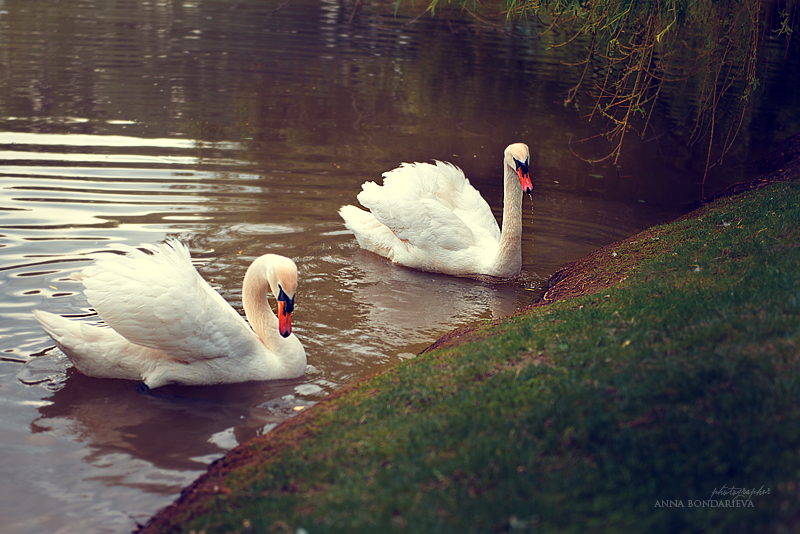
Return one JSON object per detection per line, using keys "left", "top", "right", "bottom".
{"left": 142, "top": 178, "right": 800, "bottom": 534}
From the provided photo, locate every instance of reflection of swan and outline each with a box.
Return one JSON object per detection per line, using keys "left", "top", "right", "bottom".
{"left": 339, "top": 143, "right": 533, "bottom": 278}
{"left": 348, "top": 251, "right": 520, "bottom": 330}
{"left": 31, "top": 373, "right": 303, "bottom": 471}
{"left": 33, "top": 241, "right": 306, "bottom": 389}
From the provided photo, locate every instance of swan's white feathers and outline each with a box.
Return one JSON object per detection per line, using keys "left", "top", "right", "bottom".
{"left": 34, "top": 240, "right": 307, "bottom": 387}
{"left": 75, "top": 240, "right": 254, "bottom": 363}
{"left": 354, "top": 161, "right": 499, "bottom": 254}
{"left": 33, "top": 309, "right": 168, "bottom": 381}
{"left": 338, "top": 204, "right": 396, "bottom": 258}
{"left": 339, "top": 143, "right": 530, "bottom": 278}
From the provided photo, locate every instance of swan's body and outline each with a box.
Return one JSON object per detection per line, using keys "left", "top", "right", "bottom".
{"left": 339, "top": 143, "right": 533, "bottom": 278}
{"left": 33, "top": 241, "right": 306, "bottom": 389}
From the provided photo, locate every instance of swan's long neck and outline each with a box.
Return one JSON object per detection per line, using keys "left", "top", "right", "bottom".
{"left": 494, "top": 163, "right": 524, "bottom": 277}
{"left": 242, "top": 256, "right": 279, "bottom": 346}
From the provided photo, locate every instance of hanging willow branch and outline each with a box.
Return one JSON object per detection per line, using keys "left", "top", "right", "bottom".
{"left": 404, "top": 0, "right": 797, "bottom": 189}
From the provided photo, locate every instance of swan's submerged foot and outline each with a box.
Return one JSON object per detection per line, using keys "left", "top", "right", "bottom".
{"left": 135, "top": 382, "right": 151, "bottom": 395}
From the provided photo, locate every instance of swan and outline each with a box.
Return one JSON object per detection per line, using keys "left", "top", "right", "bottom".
{"left": 32, "top": 240, "right": 306, "bottom": 389}
{"left": 339, "top": 143, "right": 533, "bottom": 278}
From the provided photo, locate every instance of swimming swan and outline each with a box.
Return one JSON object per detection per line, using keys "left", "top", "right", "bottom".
{"left": 33, "top": 241, "right": 306, "bottom": 389}
{"left": 339, "top": 143, "right": 533, "bottom": 278}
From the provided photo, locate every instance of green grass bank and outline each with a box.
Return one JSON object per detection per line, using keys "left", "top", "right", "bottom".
{"left": 142, "top": 179, "right": 800, "bottom": 534}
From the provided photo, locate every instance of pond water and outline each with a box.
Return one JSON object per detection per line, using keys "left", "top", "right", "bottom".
{"left": 0, "top": 1, "right": 796, "bottom": 532}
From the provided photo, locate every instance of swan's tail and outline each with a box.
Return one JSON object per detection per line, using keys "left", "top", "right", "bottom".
{"left": 338, "top": 205, "right": 398, "bottom": 259}
{"left": 32, "top": 310, "right": 151, "bottom": 381}
{"left": 33, "top": 309, "right": 83, "bottom": 349}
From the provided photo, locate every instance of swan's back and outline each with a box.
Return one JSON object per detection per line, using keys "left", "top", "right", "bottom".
{"left": 77, "top": 241, "right": 257, "bottom": 363}
{"left": 346, "top": 161, "right": 500, "bottom": 262}
{"left": 369, "top": 161, "right": 499, "bottom": 240}
{"left": 415, "top": 161, "right": 499, "bottom": 240}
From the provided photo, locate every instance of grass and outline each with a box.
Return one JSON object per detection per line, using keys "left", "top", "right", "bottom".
{"left": 143, "top": 181, "right": 800, "bottom": 534}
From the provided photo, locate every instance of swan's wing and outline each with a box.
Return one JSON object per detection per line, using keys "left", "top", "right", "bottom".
{"left": 78, "top": 241, "right": 254, "bottom": 362}
{"left": 357, "top": 161, "right": 500, "bottom": 252}
{"left": 425, "top": 161, "right": 501, "bottom": 242}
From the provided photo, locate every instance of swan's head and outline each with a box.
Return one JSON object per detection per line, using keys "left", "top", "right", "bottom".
{"left": 504, "top": 143, "right": 533, "bottom": 195}
{"left": 265, "top": 255, "right": 299, "bottom": 338}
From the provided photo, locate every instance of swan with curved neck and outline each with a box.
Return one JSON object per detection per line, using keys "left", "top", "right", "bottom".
{"left": 339, "top": 143, "right": 533, "bottom": 278}
{"left": 33, "top": 241, "right": 306, "bottom": 389}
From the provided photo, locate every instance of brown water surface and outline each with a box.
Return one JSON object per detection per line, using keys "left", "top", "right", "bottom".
{"left": 1, "top": 1, "right": 796, "bottom": 532}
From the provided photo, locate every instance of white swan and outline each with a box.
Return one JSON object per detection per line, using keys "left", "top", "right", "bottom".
{"left": 339, "top": 143, "right": 533, "bottom": 278}
{"left": 33, "top": 240, "right": 306, "bottom": 389}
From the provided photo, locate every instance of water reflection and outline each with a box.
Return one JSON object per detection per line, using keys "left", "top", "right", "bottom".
{"left": 31, "top": 371, "right": 309, "bottom": 473}
{"left": 308, "top": 249, "right": 522, "bottom": 366}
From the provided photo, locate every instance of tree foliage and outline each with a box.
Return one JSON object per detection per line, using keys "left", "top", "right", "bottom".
{"left": 407, "top": 0, "right": 797, "bottom": 186}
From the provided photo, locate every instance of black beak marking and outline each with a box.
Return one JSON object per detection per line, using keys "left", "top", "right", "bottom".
{"left": 277, "top": 286, "right": 294, "bottom": 315}
{"left": 513, "top": 157, "right": 533, "bottom": 194}
{"left": 513, "top": 157, "right": 529, "bottom": 176}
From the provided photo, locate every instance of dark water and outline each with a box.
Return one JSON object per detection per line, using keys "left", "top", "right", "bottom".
{"left": 1, "top": 1, "right": 797, "bottom": 532}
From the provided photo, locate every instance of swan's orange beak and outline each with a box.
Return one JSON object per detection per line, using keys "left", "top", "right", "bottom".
{"left": 518, "top": 167, "right": 533, "bottom": 195}
{"left": 277, "top": 300, "right": 292, "bottom": 337}
{"left": 276, "top": 286, "right": 294, "bottom": 338}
